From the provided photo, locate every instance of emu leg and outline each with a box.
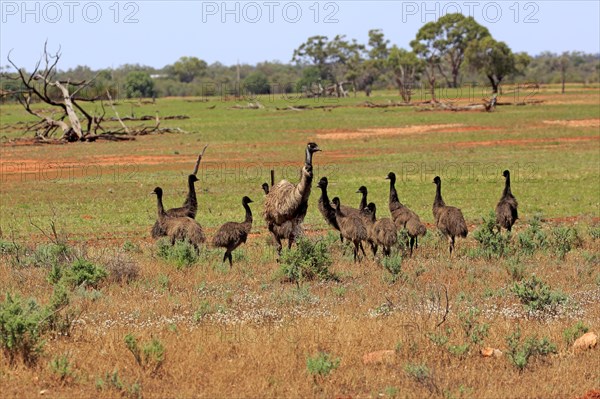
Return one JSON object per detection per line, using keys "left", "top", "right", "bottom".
{"left": 227, "top": 252, "right": 233, "bottom": 267}
{"left": 448, "top": 236, "right": 455, "bottom": 256}
{"left": 359, "top": 241, "right": 367, "bottom": 257}
{"left": 353, "top": 241, "right": 359, "bottom": 262}
{"left": 370, "top": 242, "right": 377, "bottom": 257}
{"left": 269, "top": 225, "right": 283, "bottom": 256}
{"left": 409, "top": 237, "right": 415, "bottom": 257}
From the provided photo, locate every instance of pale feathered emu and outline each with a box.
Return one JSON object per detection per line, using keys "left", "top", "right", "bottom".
{"left": 332, "top": 197, "right": 367, "bottom": 262}
{"left": 386, "top": 172, "right": 426, "bottom": 256}
{"left": 496, "top": 170, "right": 518, "bottom": 232}
{"left": 365, "top": 202, "right": 398, "bottom": 256}
{"left": 432, "top": 176, "right": 468, "bottom": 255}
{"left": 151, "top": 187, "right": 205, "bottom": 252}
{"left": 261, "top": 183, "right": 301, "bottom": 252}
{"left": 212, "top": 196, "right": 253, "bottom": 267}
{"left": 264, "top": 142, "right": 320, "bottom": 253}
{"left": 151, "top": 174, "right": 199, "bottom": 237}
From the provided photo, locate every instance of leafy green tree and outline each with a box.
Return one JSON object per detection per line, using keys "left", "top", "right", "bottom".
{"left": 410, "top": 22, "right": 442, "bottom": 101}
{"left": 465, "top": 37, "right": 517, "bottom": 94}
{"left": 243, "top": 71, "right": 270, "bottom": 94}
{"left": 168, "top": 56, "right": 207, "bottom": 83}
{"left": 124, "top": 71, "right": 155, "bottom": 98}
{"left": 292, "top": 35, "right": 331, "bottom": 82}
{"left": 295, "top": 66, "right": 322, "bottom": 94}
{"left": 387, "top": 46, "right": 423, "bottom": 102}
{"left": 434, "top": 14, "right": 490, "bottom": 87}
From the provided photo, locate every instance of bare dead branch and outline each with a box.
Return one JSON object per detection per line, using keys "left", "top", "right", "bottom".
{"left": 435, "top": 284, "right": 450, "bottom": 328}
{"left": 192, "top": 144, "right": 209, "bottom": 175}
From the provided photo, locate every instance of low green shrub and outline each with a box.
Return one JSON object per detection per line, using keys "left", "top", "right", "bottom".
{"left": 512, "top": 275, "right": 567, "bottom": 314}
{"left": 279, "top": 237, "right": 333, "bottom": 284}
{"left": 505, "top": 327, "right": 556, "bottom": 371}
{"left": 472, "top": 210, "right": 511, "bottom": 259}
{"left": 156, "top": 238, "right": 199, "bottom": 269}
{"left": 549, "top": 226, "right": 581, "bottom": 259}
{"left": 124, "top": 333, "right": 165, "bottom": 375}
{"left": 563, "top": 321, "right": 589, "bottom": 346}
{"left": 306, "top": 351, "right": 340, "bottom": 378}
{"left": 63, "top": 259, "right": 108, "bottom": 288}
{"left": 517, "top": 214, "right": 547, "bottom": 256}
{"left": 0, "top": 293, "right": 46, "bottom": 366}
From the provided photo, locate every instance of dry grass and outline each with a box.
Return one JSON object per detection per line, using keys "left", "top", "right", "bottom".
{"left": 1, "top": 87, "right": 599, "bottom": 397}
{"left": 0, "top": 230, "right": 598, "bottom": 398}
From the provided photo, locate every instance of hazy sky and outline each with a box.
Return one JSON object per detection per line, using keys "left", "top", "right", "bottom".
{"left": 1, "top": 1, "right": 599, "bottom": 70}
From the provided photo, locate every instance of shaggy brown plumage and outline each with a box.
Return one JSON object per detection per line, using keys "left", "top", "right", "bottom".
{"left": 263, "top": 143, "right": 320, "bottom": 254}
{"left": 432, "top": 176, "right": 468, "bottom": 255}
{"left": 151, "top": 187, "right": 205, "bottom": 251}
{"left": 386, "top": 172, "right": 426, "bottom": 255}
{"left": 261, "top": 182, "right": 303, "bottom": 253}
{"left": 365, "top": 202, "right": 397, "bottom": 256}
{"left": 212, "top": 196, "right": 253, "bottom": 267}
{"left": 151, "top": 174, "right": 199, "bottom": 237}
{"left": 332, "top": 197, "right": 367, "bottom": 262}
{"left": 496, "top": 170, "right": 518, "bottom": 232}
{"left": 263, "top": 142, "right": 320, "bottom": 225}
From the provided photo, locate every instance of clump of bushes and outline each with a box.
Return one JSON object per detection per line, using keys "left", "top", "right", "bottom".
{"left": 505, "top": 327, "right": 556, "bottom": 371}
{"left": 549, "top": 226, "right": 581, "bottom": 259}
{"left": 124, "top": 333, "right": 165, "bottom": 375}
{"left": 306, "top": 351, "right": 340, "bottom": 379}
{"left": 382, "top": 254, "right": 405, "bottom": 283}
{"left": 472, "top": 210, "right": 511, "bottom": 259}
{"left": 279, "top": 237, "right": 333, "bottom": 284}
{"left": 156, "top": 238, "right": 199, "bottom": 269}
{"left": 0, "top": 293, "right": 46, "bottom": 366}
{"left": 511, "top": 275, "right": 567, "bottom": 314}
{"left": 517, "top": 214, "right": 547, "bottom": 256}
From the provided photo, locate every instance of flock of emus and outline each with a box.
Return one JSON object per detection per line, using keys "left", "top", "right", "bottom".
{"left": 150, "top": 143, "right": 518, "bottom": 266}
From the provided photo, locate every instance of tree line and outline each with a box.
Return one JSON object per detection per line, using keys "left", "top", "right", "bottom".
{"left": 2, "top": 13, "right": 599, "bottom": 102}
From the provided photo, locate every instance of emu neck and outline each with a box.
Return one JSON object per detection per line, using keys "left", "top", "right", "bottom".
{"left": 389, "top": 178, "right": 399, "bottom": 205}
{"left": 359, "top": 191, "right": 368, "bottom": 211}
{"left": 320, "top": 186, "right": 332, "bottom": 209}
{"left": 369, "top": 208, "right": 376, "bottom": 222}
{"left": 243, "top": 202, "right": 253, "bottom": 223}
{"left": 184, "top": 177, "right": 197, "bottom": 206}
{"left": 305, "top": 147, "right": 313, "bottom": 166}
{"left": 502, "top": 175, "right": 512, "bottom": 198}
{"left": 156, "top": 193, "right": 166, "bottom": 219}
{"left": 334, "top": 204, "right": 342, "bottom": 217}
{"left": 434, "top": 182, "right": 445, "bottom": 208}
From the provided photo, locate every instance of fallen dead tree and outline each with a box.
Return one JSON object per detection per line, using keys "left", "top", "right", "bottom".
{"left": 4, "top": 42, "right": 185, "bottom": 144}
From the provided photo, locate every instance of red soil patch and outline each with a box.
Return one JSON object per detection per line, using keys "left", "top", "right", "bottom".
{"left": 452, "top": 135, "right": 598, "bottom": 149}
{"left": 542, "top": 119, "right": 600, "bottom": 128}
{"left": 316, "top": 124, "right": 465, "bottom": 140}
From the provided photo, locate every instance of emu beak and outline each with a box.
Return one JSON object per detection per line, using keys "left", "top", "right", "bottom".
{"left": 314, "top": 145, "right": 322, "bottom": 152}
{"left": 355, "top": 189, "right": 361, "bottom": 193}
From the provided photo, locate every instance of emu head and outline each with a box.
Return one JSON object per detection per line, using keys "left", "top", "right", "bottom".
{"left": 356, "top": 186, "right": 368, "bottom": 194}
{"left": 317, "top": 177, "right": 328, "bottom": 189}
{"left": 261, "top": 183, "right": 269, "bottom": 195}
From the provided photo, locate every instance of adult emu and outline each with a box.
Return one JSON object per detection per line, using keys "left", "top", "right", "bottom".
{"left": 432, "top": 176, "right": 468, "bottom": 255}
{"left": 263, "top": 142, "right": 321, "bottom": 254}
{"left": 495, "top": 170, "right": 518, "bottom": 232}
